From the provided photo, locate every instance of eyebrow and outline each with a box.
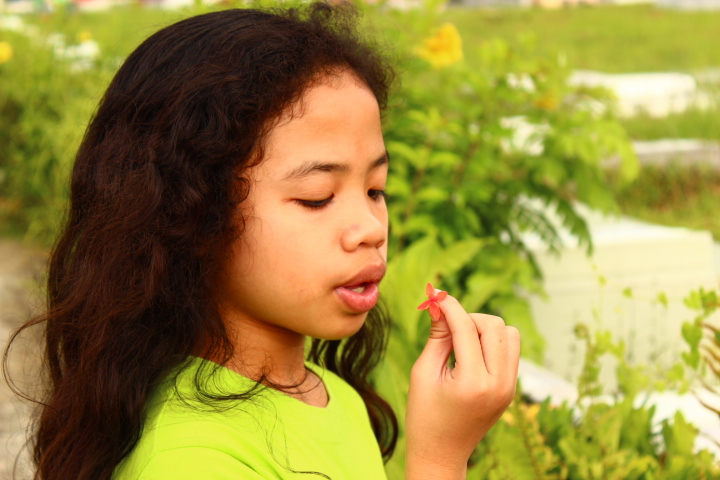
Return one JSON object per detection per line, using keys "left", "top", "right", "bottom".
{"left": 280, "top": 151, "right": 390, "bottom": 181}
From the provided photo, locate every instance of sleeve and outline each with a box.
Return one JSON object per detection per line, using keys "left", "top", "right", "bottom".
{"left": 138, "top": 447, "right": 270, "bottom": 480}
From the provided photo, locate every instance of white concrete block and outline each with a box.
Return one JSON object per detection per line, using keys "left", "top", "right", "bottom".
{"left": 570, "top": 70, "right": 710, "bottom": 118}
{"left": 524, "top": 205, "right": 719, "bottom": 389}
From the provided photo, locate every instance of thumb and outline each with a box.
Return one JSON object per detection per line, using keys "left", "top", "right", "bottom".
{"left": 416, "top": 312, "right": 453, "bottom": 372}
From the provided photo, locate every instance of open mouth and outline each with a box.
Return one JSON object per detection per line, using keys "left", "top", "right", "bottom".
{"left": 335, "top": 282, "right": 379, "bottom": 312}
{"left": 334, "top": 263, "right": 385, "bottom": 313}
{"left": 346, "top": 283, "right": 369, "bottom": 293}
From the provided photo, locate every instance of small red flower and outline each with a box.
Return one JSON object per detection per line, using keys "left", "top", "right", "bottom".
{"left": 417, "top": 282, "right": 448, "bottom": 321}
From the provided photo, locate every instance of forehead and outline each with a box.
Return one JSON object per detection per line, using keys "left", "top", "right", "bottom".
{"left": 257, "top": 72, "right": 386, "bottom": 179}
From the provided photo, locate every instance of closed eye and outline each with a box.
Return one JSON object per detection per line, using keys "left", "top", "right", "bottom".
{"left": 369, "top": 189, "right": 389, "bottom": 201}
{"left": 295, "top": 195, "right": 334, "bottom": 210}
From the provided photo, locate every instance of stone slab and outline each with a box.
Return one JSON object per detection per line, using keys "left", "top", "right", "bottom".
{"left": 632, "top": 139, "right": 720, "bottom": 169}
{"left": 523, "top": 205, "right": 719, "bottom": 390}
{"left": 570, "top": 70, "right": 714, "bottom": 118}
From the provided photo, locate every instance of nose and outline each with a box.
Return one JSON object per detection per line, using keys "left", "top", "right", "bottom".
{"left": 339, "top": 198, "right": 387, "bottom": 252}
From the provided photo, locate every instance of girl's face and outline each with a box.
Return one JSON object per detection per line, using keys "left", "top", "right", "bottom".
{"left": 217, "top": 71, "right": 388, "bottom": 342}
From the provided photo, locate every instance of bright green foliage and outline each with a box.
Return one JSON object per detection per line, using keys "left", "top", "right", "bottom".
{"left": 0, "top": 29, "right": 110, "bottom": 242}
{"left": 681, "top": 288, "right": 720, "bottom": 372}
{"left": 2, "top": 1, "right": 637, "bottom": 356}
{"left": 681, "top": 287, "right": 720, "bottom": 422}
{"left": 613, "top": 162, "right": 720, "bottom": 241}
{"left": 438, "top": 5, "right": 720, "bottom": 74}
{"left": 371, "top": 0, "right": 638, "bottom": 361}
{"left": 3, "top": 4, "right": 713, "bottom": 479}
{"left": 464, "top": 325, "right": 718, "bottom": 480}
{"left": 378, "top": 263, "right": 719, "bottom": 479}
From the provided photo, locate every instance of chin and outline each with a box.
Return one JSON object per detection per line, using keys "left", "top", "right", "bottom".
{"left": 313, "top": 313, "right": 368, "bottom": 341}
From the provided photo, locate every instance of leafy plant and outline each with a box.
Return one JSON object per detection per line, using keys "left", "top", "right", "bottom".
{"left": 469, "top": 325, "right": 716, "bottom": 479}
{"left": 3, "top": 4, "right": 718, "bottom": 479}
{"left": 681, "top": 287, "right": 720, "bottom": 409}
{"left": 377, "top": 243, "right": 720, "bottom": 479}
{"left": 0, "top": 24, "right": 112, "bottom": 243}
{"left": 373, "top": 1, "right": 638, "bottom": 361}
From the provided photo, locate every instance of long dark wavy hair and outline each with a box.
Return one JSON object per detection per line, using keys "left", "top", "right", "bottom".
{"left": 3, "top": 4, "right": 398, "bottom": 479}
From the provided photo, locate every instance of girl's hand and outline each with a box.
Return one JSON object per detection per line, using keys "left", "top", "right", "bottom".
{"left": 405, "top": 293, "right": 521, "bottom": 480}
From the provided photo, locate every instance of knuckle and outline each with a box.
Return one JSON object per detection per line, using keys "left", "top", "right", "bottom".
{"left": 469, "top": 314, "right": 506, "bottom": 329}
{"left": 483, "top": 315, "right": 507, "bottom": 330}
{"left": 458, "top": 381, "right": 514, "bottom": 410}
{"left": 506, "top": 325, "right": 520, "bottom": 339}
{"left": 454, "top": 316, "right": 479, "bottom": 335}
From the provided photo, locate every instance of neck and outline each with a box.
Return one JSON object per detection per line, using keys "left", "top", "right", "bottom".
{"left": 214, "top": 313, "right": 309, "bottom": 386}
{"left": 212, "top": 311, "right": 329, "bottom": 407}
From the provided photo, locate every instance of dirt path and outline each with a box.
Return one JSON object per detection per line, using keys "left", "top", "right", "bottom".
{"left": 0, "top": 240, "right": 47, "bottom": 480}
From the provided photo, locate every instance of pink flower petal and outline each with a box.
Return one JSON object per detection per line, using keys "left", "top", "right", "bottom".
{"left": 428, "top": 302, "right": 441, "bottom": 321}
{"left": 425, "top": 282, "right": 435, "bottom": 299}
{"left": 434, "top": 291, "right": 448, "bottom": 302}
{"left": 417, "top": 300, "right": 432, "bottom": 310}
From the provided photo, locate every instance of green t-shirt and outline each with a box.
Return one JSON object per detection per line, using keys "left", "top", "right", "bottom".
{"left": 113, "top": 356, "right": 387, "bottom": 480}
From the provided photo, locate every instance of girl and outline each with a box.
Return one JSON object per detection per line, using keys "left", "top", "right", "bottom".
{"left": 7, "top": 3, "right": 520, "bottom": 479}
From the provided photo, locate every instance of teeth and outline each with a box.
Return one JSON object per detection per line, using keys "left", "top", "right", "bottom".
{"left": 349, "top": 284, "right": 366, "bottom": 293}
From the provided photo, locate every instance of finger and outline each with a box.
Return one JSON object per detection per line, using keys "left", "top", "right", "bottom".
{"left": 416, "top": 312, "right": 454, "bottom": 377}
{"left": 468, "top": 314, "right": 509, "bottom": 377}
{"left": 506, "top": 326, "right": 521, "bottom": 380}
{"left": 436, "top": 295, "right": 487, "bottom": 376}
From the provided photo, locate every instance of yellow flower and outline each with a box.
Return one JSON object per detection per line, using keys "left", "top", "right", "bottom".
{"left": 534, "top": 94, "right": 558, "bottom": 111}
{"left": 501, "top": 410, "right": 515, "bottom": 426}
{"left": 0, "top": 42, "right": 13, "bottom": 64}
{"left": 524, "top": 403, "right": 541, "bottom": 422}
{"left": 78, "top": 31, "right": 92, "bottom": 43}
{"left": 415, "top": 23, "right": 463, "bottom": 69}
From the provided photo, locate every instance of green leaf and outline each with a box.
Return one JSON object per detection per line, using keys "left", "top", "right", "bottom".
{"left": 663, "top": 412, "right": 698, "bottom": 459}
{"left": 684, "top": 290, "right": 703, "bottom": 311}
{"left": 460, "top": 270, "right": 513, "bottom": 312}
{"left": 681, "top": 321, "right": 703, "bottom": 349}
{"left": 681, "top": 350, "right": 700, "bottom": 370}
{"left": 489, "top": 295, "right": 546, "bottom": 362}
{"left": 387, "top": 140, "right": 419, "bottom": 164}
{"left": 381, "top": 236, "right": 485, "bottom": 347}
{"left": 428, "top": 150, "right": 462, "bottom": 169}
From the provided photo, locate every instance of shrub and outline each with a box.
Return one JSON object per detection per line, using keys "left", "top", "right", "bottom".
{"left": 0, "top": 23, "right": 112, "bottom": 243}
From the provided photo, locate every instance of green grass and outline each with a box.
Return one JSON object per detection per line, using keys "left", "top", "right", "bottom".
{"left": 23, "top": 4, "right": 720, "bottom": 74}
{"left": 621, "top": 104, "right": 720, "bottom": 142}
{"left": 24, "top": 6, "right": 190, "bottom": 58}
{"left": 441, "top": 4, "right": 720, "bottom": 73}
{"left": 613, "top": 163, "right": 720, "bottom": 239}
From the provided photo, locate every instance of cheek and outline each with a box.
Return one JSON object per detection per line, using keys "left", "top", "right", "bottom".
{"left": 250, "top": 214, "right": 329, "bottom": 282}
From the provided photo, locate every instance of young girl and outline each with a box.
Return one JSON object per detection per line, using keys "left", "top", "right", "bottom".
{"left": 9, "top": 3, "right": 520, "bottom": 479}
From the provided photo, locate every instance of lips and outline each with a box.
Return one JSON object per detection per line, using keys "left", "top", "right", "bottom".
{"left": 334, "top": 263, "right": 386, "bottom": 313}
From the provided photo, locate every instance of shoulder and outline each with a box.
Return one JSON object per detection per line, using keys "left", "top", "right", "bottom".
{"left": 114, "top": 358, "right": 278, "bottom": 479}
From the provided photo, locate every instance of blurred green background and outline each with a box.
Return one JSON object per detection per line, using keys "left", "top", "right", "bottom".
{"left": 2, "top": 1, "right": 720, "bottom": 478}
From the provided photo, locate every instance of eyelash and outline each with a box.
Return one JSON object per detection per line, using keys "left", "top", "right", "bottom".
{"left": 296, "top": 190, "right": 389, "bottom": 210}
